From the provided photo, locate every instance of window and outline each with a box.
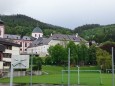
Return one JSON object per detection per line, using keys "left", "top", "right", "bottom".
{"left": 25, "top": 49, "right": 27, "bottom": 51}
{"left": 17, "top": 37, "right": 18, "bottom": 39}
{"left": 0, "top": 53, "right": 2, "bottom": 61}
{"left": 25, "top": 43, "right": 27, "bottom": 47}
{"left": 0, "top": 30, "right": 1, "bottom": 35}
{"left": 3, "top": 53, "right": 11, "bottom": 58}
{"left": 7, "top": 36, "right": 8, "bottom": 38}
{"left": 20, "top": 42, "right": 22, "bottom": 46}
{"left": 39, "top": 34, "right": 40, "bottom": 37}
{"left": 35, "top": 34, "right": 37, "bottom": 37}
{"left": 3, "top": 62, "right": 10, "bottom": 66}
{"left": 6, "top": 45, "right": 12, "bottom": 50}
{"left": 20, "top": 48, "right": 22, "bottom": 51}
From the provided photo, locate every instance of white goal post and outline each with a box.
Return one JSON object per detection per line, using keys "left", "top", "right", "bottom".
{"left": 106, "top": 69, "right": 115, "bottom": 73}
{"left": 61, "top": 70, "right": 102, "bottom": 85}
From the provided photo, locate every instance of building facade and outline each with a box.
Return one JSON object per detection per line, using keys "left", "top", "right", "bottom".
{"left": 27, "top": 34, "right": 87, "bottom": 57}
{"left": 32, "top": 27, "right": 43, "bottom": 38}
{"left": 0, "top": 38, "right": 21, "bottom": 76}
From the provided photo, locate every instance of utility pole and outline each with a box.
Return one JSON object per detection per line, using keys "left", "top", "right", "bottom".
{"left": 112, "top": 47, "right": 114, "bottom": 86}
{"left": 30, "top": 49, "right": 33, "bottom": 86}
{"left": 77, "top": 66, "right": 80, "bottom": 85}
{"left": 10, "top": 64, "right": 13, "bottom": 86}
{"left": 68, "top": 48, "right": 70, "bottom": 86}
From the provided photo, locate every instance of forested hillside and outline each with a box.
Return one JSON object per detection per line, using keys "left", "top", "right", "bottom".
{"left": 1, "top": 14, "right": 115, "bottom": 43}
{"left": 0, "top": 14, "right": 73, "bottom": 37}
{"left": 74, "top": 24, "right": 115, "bottom": 43}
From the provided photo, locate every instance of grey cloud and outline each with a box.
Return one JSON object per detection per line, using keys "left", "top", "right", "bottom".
{"left": 0, "top": 0, "right": 115, "bottom": 29}
{"left": 0, "top": 0, "right": 27, "bottom": 14}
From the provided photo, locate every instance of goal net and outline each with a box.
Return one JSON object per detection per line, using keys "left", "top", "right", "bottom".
{"left": 61, "top": 70, "right": 102, "bottom": 86}
{"left": 106, "top": 69, "right": 115, "bottom": 73}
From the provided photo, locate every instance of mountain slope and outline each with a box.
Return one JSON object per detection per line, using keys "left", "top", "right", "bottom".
{"left": 74, "top": 24, "right": 115, "bottom": 43}
{"left": 0, "top": 14, "right": 73, "bottom": 37}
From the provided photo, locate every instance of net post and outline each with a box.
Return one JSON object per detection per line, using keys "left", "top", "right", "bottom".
{"left": 62, "top": 70, "right": 64, "bottom": 85}
{"left": 112, "top": 47, "right": 114, "bottom": 86}
{"left": 68, "top": 48, "right": 70, "bottom": 86}
{"left": 77, "top": 66, "right": 80, "bottom": 85}
{"left": 99, "top": 70, "right": 102, "bottom": 85}
{"left": 10, "top": 64, "right": 13, "bottom": 86}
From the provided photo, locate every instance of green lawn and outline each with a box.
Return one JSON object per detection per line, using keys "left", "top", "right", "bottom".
{"left": 0, "top": 65, "right": 114, "bottom": 86}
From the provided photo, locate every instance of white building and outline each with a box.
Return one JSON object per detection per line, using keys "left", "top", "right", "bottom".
{"left": 0, "top": 38, "right": 21, "bottom": 75}
{"left": 27, "top": 34, "right": 87, "bottom": 57}
{"left": 32, "top": 27, "right": 43, "bottom": 39}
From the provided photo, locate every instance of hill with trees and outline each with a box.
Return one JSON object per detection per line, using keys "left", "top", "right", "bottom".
{"left": 74, "top": 24, "right": 115, "bottom": 43}
{"left": 0, "top": 14, "right": 73, "bottom": 37}
{"left": 1, "top": 14, "right": 115, "bottom": 43}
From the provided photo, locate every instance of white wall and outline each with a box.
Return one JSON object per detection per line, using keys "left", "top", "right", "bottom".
{"left": 32, "top": 33, "right": 43, "bottom": 39}
{"left": 4, "top": 46, "right": 20, "bottom": 55}
{"left": 27, "top": 45, "right": 49, "bottom": 57}
{"left": 74, "top": 42, "right": 80, "bottom": 45}
{"left": 3, "top": 58, "right": 11, "bottom": 62}
{"left": 12, "top": 46, "right": 20, "bottom": 55}
{"left": 0, "top": 62, "right": 3, "bottom": 69}
{"left": 0, "top": 26, "right": 4, "bottom": 38}
{"left": 48, "top": 40, "right": 61, "bottom": 46}
{"left": 3, "top": 46, "right": 20, "bottom": 62}
{"left": 48, "top": 40, "right": 79, "bottom": 46}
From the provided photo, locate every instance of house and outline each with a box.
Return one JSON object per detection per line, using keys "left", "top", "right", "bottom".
{"left": 0, "top": 44, "right": 5, "bottom": 75}
{"left": 0, "top": 37, "right": 21, "bottom": 75}
{"left": 32, "top": 27, "right": 43, "bottom": 39}
{"left": 27, "top": 33, "right": 87, "bottom": 57}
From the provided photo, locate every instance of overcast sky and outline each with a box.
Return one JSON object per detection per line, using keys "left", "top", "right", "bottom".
{"left": 0, "top": 0, "right": 115, "bottom": 29}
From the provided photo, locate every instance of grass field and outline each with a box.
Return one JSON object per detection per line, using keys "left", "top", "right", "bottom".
{"left": 0, "top": 65, "right": 114, "bottom": 86}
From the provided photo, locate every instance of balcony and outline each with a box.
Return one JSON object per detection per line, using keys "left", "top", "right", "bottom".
{"left": 3, "top": 49, "right": 20, "bottom": 55}
{"left": 3, "top": 58, "right": 11, "bottom": 62}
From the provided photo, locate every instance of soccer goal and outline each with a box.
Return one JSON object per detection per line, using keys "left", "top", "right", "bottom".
{"left": 61, "top": 70, "right": 102, "bottom": 86}
{"left": 106, "top": 69, "right": 115, "bottom": 73}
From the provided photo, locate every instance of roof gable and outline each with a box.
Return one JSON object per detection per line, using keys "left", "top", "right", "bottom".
{"left": 51, "top": 34, "right": 83, "bottom": 42}
{"left": 0, "top": 37, "right": 21, "bottom": 47}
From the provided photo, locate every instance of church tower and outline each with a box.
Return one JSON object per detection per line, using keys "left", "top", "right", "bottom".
{"left": 32, "top": 26, "right": 43, "bottom": 39}
{"left": 0, "top": 19, "right": 4, "bottom": 38}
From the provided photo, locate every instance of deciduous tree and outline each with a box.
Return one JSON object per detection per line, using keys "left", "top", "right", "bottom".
{"left": 96, "top": 48, "right": 111, "bottom": 71}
